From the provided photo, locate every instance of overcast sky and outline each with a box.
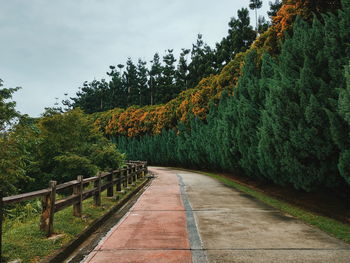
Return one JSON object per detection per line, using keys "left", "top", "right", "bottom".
{"left": 0, "top": 0, "right": 270, "bottom": 117}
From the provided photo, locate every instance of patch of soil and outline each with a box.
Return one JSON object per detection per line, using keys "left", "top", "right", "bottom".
{"left": 214, "top": 170, "right": 350, "bottom": 225}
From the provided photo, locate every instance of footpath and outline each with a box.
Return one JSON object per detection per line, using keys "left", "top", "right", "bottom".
{"left": 84, "top": 167, "right": 350, "bottom": 263}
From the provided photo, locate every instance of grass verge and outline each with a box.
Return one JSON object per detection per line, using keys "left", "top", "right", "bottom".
{"left": 2, "top": 178, "right": 146, "bottom": 263}
{"left": 180, "top": 168, "right": 350, "bottom": 244}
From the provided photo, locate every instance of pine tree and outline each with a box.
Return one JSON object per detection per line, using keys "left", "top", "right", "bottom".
{"left": 249, "top": 0, "right": 263, "bottom": 31}
{"left": 258, "top": 16, "right": 270, "bottom": 34}
{"left": 124, "top": 58, "right": 139, "bottom": 107}
{"left": 187, "top": 34, "right": 216, "bottom": 89}
{"left": 215, "top": 8, "right": 256, "bottom": 69}
{"left": 188, "top": 34, "right": 205, "bottom": 89}
{"left": 149, "top": 53, "right": 162, "bottom": 105}
{"left": 160, "top": 49, "right": 177, "bottom": 103}
{"left": 107, "top": 65, "right": 126, "bottom": 108}
{"left": 72, "top": 79, "right": 111, "bottom": 113}
{"left": 267, "top": 0, "right": 282, "bottom": 18}
{"left": 137, "top": 59, "right": 149, "bottom": 106}
{"left": 176, "top": 49, "right": 190, "bottom": 91}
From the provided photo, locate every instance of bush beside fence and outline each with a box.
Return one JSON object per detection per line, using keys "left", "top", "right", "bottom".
{"left": 0, "top": 161, "right": 148, "bottom": 262}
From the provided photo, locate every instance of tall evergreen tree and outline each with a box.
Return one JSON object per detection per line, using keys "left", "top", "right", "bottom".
{"left": 215, "top": 8, "right": 256, "bottom": 69}
{"left": 249, "top": 0, "right": 263, "bottom": 31}
{"left": 258, "top": 16, "right": 270, "bottom": 34}
{"left": 257, "top": 15, "right": 347, "bottom": 190}
{"left": 72, "top": 79, "right": 110, "bottom": 113}
{"left": 187, "top": 34, "right": 216, "bottom": 89}
{"left": 107, "top": 65, "right": 126, "bottom": 108}
{"left": 268, "top": 0, "right": 282, "bottom": 18}
{"left": 124, "top": 58, "right": 139, "bottom": 107}
{"left": 137, "top": 59, "right": 149, "bottom": 106}
{"left": 176, "top": 49, "right": 190, "bottom": 91}
{"left": 160, "top": 49, "right": 177, "bottom": 103}
{"left": 336, "top": 63, "right": 350, "bottom": 184}
{"left": 326, "top": 0, "right": 350, "bottom": 186}
{"left": 232, "top": 50, "right": 271, "bottom": 177}
{"left": 149, "top": 53, "right": 162, "bottom": 105}
{"left": 188, "top": 34, "right": 205, "bottom": 89}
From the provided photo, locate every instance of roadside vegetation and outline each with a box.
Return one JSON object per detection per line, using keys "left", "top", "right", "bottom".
{"left": 2, "top": 180, "right": 146, "bottom": 263}
{"left": 113, "top": 0, "right": 350, "bottom": 193}
{"left": 0, "top": 80, "right": 125, "bottom": 262}
{"left": 0, "top": 94, "right": 124, "bottom": 196}
{"left": 1, "top": 0, "right": 350, "bottom": 260}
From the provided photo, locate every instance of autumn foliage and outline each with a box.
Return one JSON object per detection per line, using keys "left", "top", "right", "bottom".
{"left": 95, "top": 53, "right": 245, "bottom": 138}
{"left": 273, "top": 0, "right": 341, "bottom": 37}
{"left": 95, "top": 0, "right": 343, "bottom": 139}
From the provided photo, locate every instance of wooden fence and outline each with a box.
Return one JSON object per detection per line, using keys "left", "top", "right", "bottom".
{"left": 0, "top": 161, "right": 148, "bottom": 262}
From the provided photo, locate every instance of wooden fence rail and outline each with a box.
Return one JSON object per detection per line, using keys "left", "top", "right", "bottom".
{"left": 0, "top": 161, "right": 148, "bottom": 262}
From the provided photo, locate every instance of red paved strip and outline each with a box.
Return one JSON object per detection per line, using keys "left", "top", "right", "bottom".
{"left": 85, "top": 250, "right": 191, "bottom": 263}
{"left": 85, "top": 168, "right": 191, "bottom": 263}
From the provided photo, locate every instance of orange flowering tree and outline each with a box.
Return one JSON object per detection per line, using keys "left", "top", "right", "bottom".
{"left": 94, "top": 0, "right": 343, "bottom": 139}
{"left": 93, "top": 52, "right": 245, "bottom": 138}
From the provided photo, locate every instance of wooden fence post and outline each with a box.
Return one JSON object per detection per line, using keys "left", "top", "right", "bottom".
{"left": 127, "top": 166, "right": 133, "bottom": 185}
{"left": 0, "top": 191, "right": 3, "bottom": 263}
{"left": 116, "top": 170, "right": 122, "bottom": 192}
{"left": 40, "top": 180, "right": 57, "bottom": 237}
{"left": 107, "top": 171, "right": 114, "bottom": 197}
{"left": 142, "top": 164, "right": 145, "bottom": 177}
{"left": 132, "top": 165, "right": 136, "bottom": 183}
{"left": 135, "top": 166, "right": 139, "bottom": 180}
{"left": 123, "top": 168, "right": 128, "bottom": 188}
{"left": 73, "top": 175, "right": 83, "bottom": 217}
{"left": 132, "top": 165, "right": 136, "bottom": 182}
{"left": 94, "top": 173, "right": 101, "bottom": 206}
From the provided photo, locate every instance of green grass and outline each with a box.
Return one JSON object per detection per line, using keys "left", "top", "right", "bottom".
{"left": 2, "top": 179, "right": 146, "bottom": 263}
{"left": 182, "top": 169, "right": 350, "bottom": 244}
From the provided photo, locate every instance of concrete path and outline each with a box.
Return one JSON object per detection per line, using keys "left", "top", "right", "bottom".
{"left": 83, "top": 167, "right": 191, "bottom": 263}
{"left": 84, "top": 167, "right": 350, "bottom": 262}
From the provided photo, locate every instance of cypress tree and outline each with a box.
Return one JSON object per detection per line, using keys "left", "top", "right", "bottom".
{"left": 258, "top": 14, "right": 348, "bottom": 190}
{"left": 257, "top": 18, "right": 311, "bottom": 189}
{"left": 233, "top": 50, "right": 270, "bottom": 177}
{"left": 336, "top": 63, "right": 350, "bottom": 184}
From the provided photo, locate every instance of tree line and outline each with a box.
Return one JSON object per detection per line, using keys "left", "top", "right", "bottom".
{"left": 0, "top": 1, "right": 281, "bottom": 195}
{"left": 115, "top": 0, "right": 350, "bottom": 191}
{"left": 67, "top": 1, "right": 282, "bottom": 114}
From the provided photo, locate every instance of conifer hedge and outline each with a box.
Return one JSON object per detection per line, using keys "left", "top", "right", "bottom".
{"left": 115, "top": 1, "right": 350, "bottom": 191}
